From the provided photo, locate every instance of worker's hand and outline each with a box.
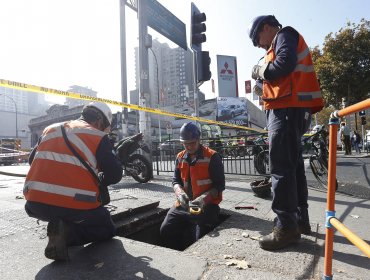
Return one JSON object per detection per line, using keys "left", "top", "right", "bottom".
{"left": 191, "top": 194, "right": 206, "bottom": 210}
{"left": 174, "top": 184, "right": 183, "bottom": 196}
{"left": 253, "top": 79, "right": 263, "bottom": 97}
{"left": 251, "top": 63, "right": 268, "bottom": 80}
{"left": 174, "top": 184, "right": 189, "bottom": 209}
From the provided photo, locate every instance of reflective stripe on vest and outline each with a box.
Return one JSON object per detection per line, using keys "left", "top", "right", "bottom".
{"left": 176, "top": 146, "right": 222, "bottom": 204}
{"left": 262, "top": 27, "right": 324, "bottom": 112}
{"left": 24, "top": 120, "right": 104, "bottom": 209}
{"left": 24, "top": 181, "right": 97, "bottom": 203}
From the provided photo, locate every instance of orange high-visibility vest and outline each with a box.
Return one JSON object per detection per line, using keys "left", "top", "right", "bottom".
{"left": 262, "top": 27, "right": 324, "bottom": 114}
{"left": 24, "top": 120, "right": 106, "bottom": 209}
{"left": 176, "top": 146, "right": 222, "bottom": 204}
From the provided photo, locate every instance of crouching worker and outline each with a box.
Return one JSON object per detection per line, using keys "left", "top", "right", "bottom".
{"left": 24, "top": 102, "right": 123, "bottom": 261}
{"left": 160, "top": 122, "right": 225, "bottom": 250}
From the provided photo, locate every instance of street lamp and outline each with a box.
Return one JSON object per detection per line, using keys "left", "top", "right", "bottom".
{"left": 0, "top": 94, "right": 18, "bottom": 139}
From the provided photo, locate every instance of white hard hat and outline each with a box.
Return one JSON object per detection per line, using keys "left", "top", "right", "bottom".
{"left": 86, "top": 102, "right": 112, "bottom": 126}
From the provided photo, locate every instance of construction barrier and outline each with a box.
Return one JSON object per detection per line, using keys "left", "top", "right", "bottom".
{"left": 0, "top": 79, "right": 265, "bottom": 133}
{"left": 324, "top": 98, "right": 370, "bottom": 280}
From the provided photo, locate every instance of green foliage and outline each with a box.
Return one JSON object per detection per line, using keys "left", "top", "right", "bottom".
{"left": 312, "top": 19, "right": 370, "bottom": 109}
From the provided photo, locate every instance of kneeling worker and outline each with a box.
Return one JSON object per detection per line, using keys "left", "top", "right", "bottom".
{"left": 160, "top": 122, "right": 225, "bottom": 250}
{"left": 24, "top": 102, "right": 123, "bottom": 261}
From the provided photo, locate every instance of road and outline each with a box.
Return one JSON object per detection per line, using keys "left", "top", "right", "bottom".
{"left": 2, "top": 153, "right": 370, "bottom": 199}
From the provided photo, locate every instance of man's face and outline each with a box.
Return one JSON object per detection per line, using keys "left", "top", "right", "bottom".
{"left": 182, "top": 139, "right": 200, "bottom": 155}
{"left": 256, "top": 24, "right": 272, "bottom": 51}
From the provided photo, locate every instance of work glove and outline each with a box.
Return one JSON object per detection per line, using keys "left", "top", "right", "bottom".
{"left": 251, "top": 63, "right": 269, "bottom": 80}
{"left": 174, "top": 184, "right": 189, "bottom": 210}
{"left": 191, "top": 188, "right": 219, "bottom": 211}
{"left": 253, "top": 79, "right": 263, "bottom": 97}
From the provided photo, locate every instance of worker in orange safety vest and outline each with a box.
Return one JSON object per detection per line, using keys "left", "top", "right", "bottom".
{"left": 160, "top": 122, "right": 225, "bottom": 250}
{"left": 248, "top": 15, "right": 324, "bottom": 251}
{"left": 24, "top": 101, "right": 122, "bottom": 261}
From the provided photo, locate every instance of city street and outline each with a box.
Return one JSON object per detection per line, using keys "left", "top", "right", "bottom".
{"left": 0, "top": 153, "right": 369, "bottom": 279}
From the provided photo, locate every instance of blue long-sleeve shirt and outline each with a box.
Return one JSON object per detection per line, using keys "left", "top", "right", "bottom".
{"left": 264, "top": 26, "right": 299, "bottom": 81}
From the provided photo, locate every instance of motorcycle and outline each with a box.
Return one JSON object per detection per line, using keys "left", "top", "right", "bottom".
{"left": 113, "top": 133, "right": 152, "bottom": 183}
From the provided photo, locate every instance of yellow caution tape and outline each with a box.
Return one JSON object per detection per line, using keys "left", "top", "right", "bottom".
{"left": 0, "top": 79, "right": 266, "bottom": 133}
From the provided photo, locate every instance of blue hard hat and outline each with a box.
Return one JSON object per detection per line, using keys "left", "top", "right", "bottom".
{"left": 180, "top": 122, "right": 200, "bottom": 142}
{"left": 248, "top": 15, "right": 281, "bottom": 46}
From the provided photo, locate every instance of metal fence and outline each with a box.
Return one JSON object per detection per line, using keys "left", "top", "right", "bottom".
{"left": 152, "top": 134, "right": 269, "bottom": 176}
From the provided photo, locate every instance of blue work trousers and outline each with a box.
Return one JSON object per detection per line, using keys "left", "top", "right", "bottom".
{"left": 25, "top": 201, "right": 116, "bottom": 246}
{"left": 267, "top": 107, "right": 311, "bottom": 229}
{"left": 160, "top": 204, "right": 220, "bottom": 250}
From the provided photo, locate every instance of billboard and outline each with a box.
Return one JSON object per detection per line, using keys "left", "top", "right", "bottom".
{"left": 217, "top": 97, "right": 249, "bottom": 126}
{"left": 217, "top": 55, "right": 239, "bottom": 97}
{"left": 199, "top": 98, "right": 217, "bottom": 120}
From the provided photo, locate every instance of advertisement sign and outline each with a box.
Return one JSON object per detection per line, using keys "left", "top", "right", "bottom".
{"left": 217, "top": 55, "right": 239, "bottom": 97}
{"left": 217, "top": 97, "right": 248, "bottom": 126}
{"left": 199, "top": 98, "right": 217, "bottom": 120}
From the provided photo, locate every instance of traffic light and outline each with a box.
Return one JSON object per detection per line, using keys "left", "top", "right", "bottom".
{"left": 361, "top": 116, "right": 367, "bottom": 125}
{"left": 196, "top": 51, "right": 212, "bottom": 82}
{"left": 359, "top": 110, "right": 366, "bottom": 116}
{"left": 191, "top": 3, "right": 206, "bottom": 52}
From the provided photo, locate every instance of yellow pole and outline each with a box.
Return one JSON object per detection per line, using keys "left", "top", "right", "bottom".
{"left": 330, "top": 218, "right": 370, "bottom": 258}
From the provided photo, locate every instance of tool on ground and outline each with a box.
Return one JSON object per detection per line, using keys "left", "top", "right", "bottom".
{"left": 235, "top": 206, "right": 257, "bottom": 210}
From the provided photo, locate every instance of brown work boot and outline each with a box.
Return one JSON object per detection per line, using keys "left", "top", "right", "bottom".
{"left": 44, "top": 219, "right": 69, "bottom": 261}
{"left": 259, "top": 227, "right": 301, "bottom": 250}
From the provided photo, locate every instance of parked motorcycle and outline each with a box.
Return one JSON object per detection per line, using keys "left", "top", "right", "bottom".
{"left": 113, "top": 133, "right": 152, "bottom": 183}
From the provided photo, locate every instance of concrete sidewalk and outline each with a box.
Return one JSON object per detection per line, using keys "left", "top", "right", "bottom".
{"left": 0, "top": 170, "right": 369, "bottom": 280}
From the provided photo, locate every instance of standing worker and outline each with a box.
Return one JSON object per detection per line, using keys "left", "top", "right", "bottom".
{"left": 160, "top": 122, "right": 225, "bottom": 250}
{"left": 340, "top": 122, "right": 351, "bottom": 155}
{"left": 24, "top": 102, "right": 123, "bottom": 261}
{"left": 248, "top": 15, "right": 324, "bottom": 250}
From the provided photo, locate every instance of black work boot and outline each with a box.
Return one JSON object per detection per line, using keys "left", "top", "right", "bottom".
{"left": 259, "top": 227, "right": 301, "bottom": 251}
{"left": 298, "top": 221, "right": 312, "bottom": 235}
{"left": 45, "top": 219, "right": 69, "bottom": 261}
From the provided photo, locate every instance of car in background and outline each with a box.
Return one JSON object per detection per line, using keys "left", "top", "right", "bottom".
{"left": 159, "top": 139, "right": 183, "bottom": 155}
{"left": 218, "top": 104, "right": 245, "bottom": 120}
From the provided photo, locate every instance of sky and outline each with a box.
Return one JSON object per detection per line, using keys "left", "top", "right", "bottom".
{"left": 1, "top": 0, "right": 369, "bottom": 111}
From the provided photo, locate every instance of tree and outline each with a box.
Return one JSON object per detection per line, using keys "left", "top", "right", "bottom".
{"left": 312, "top": 19, "right": 370, "bottom": 109}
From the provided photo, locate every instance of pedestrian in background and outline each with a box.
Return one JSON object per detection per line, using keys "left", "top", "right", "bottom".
{"left": 160, "top": 122, "right": 225, "bottom": 250}
{"left": 353, "top": 130, "right": 362, "bottom": 154}
{"left": 24, "top": 102, "right": 123, "bottom": 261}
{"left": 248, "top": 15, "right": 324, "bottom": 250}
{"left": 340, "top": 122, "right": 351, "bottom": 155}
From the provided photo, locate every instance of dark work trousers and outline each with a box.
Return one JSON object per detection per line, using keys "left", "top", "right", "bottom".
{"left": 160, "top": 204, "right": 220, "bottom": 250}
{"left": 267, "top": 107, "right": 311, "bottom": 229}
{"left": 25, "top": 201, "right": 116, "bottom": 246}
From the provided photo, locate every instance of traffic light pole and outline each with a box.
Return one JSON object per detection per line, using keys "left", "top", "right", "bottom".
{"left": 138, "top": 0, "right": 152, "bottom": 146}
{"left": 119, "top": 0, "right": 128, "bottom": 138}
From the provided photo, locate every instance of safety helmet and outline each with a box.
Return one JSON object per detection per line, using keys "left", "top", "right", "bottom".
{"left": 180, "top": 122, "right": 201, "bottom": 143}
{"left": 248, "top": 15, "right": 282, "bottom": 46}
{"left": 85, "top": 101, "right": 112, "bottom": 126}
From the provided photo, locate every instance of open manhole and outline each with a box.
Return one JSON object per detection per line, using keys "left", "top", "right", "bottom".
{"left": 113, "top": 202, "right": 230, "bottom": 251}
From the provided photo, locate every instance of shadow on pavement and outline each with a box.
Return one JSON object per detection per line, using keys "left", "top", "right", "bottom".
{"left": 35, "top": 239, "right": 175, "bottom": 280}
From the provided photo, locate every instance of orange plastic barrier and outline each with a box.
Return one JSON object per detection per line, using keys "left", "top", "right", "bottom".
{"left": 324, "top": 98, "right": 370, "bottom": 280}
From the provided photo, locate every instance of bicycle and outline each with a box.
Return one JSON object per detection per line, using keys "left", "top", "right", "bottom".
{"left": 302, "top": 129, "right": 338, "bottom": 190}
